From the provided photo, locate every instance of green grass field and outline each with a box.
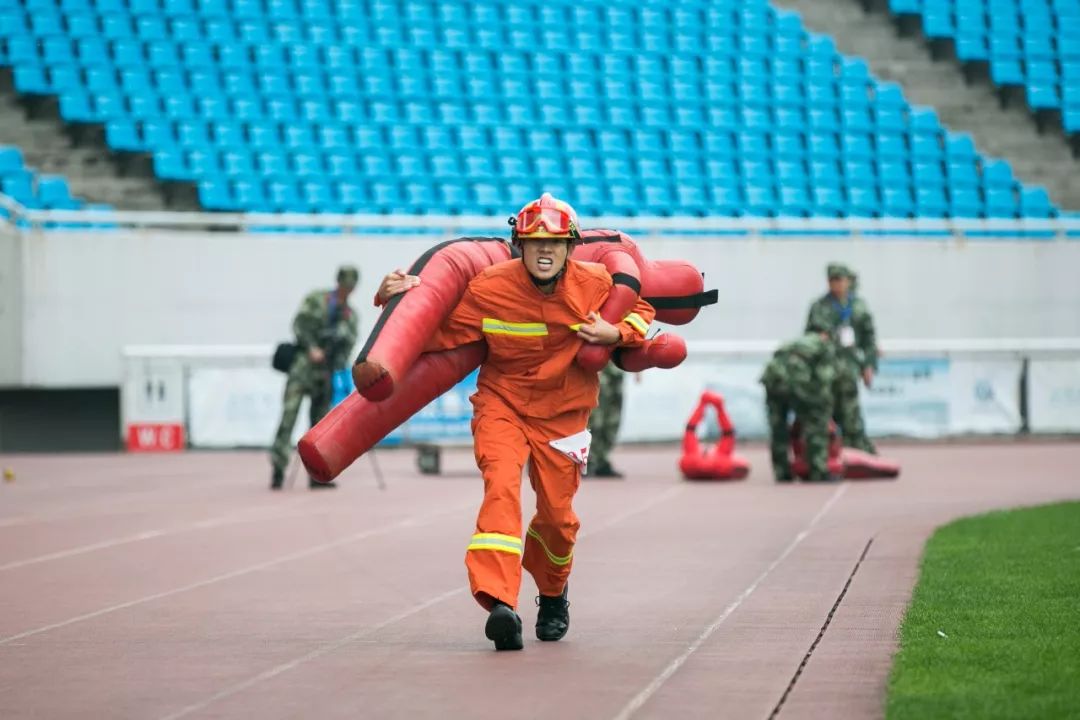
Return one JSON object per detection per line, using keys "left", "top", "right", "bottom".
{"left": 886, "top": 501, "right": 1080, "bottom": 719}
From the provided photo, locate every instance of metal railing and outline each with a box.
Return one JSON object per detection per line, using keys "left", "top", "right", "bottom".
{"left": 2, "top": 192, "right": 1080, "bottom": 239}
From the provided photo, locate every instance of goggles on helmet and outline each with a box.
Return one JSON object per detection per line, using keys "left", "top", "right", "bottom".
{"left": 510, "top": 192, "right": 581, "bottom": 241}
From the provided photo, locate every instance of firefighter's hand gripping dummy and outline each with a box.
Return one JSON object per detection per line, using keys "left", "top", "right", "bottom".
{"left": 381, "top": 194, "right": 655, "bottom": 652}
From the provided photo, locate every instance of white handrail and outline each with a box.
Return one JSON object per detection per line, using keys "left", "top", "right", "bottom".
{"left": 123, "top": 338, "right": 1080, "bottom": 360}
{"left": 687, "top": 337, "right": 1080, "bottom": 356}
{"left": 2, "top": 193, "right": 1079, "bottom": 236}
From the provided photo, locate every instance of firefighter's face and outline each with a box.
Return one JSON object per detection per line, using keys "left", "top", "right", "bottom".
{"left": 521, "top": 238, "right": 570, "bottom": 282}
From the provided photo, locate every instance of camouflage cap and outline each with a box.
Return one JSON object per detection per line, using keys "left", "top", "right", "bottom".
{"left": 826, "top": 262, "right": 854, "bottom": 279}
{"left": 337, "top": 265, "right": 360, "bottom": 288}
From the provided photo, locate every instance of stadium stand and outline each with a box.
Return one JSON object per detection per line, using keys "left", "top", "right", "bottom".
{"left": 0, "top": 0, "right": 1067, "bottom": 217}
{"left": 886, "top": 0, "right": 1080, "bottom": 140}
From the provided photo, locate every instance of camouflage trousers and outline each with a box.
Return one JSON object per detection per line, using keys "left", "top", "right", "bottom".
{"left": 834, "top": 372, "right": 877, "bottom": 455}
{"left": 587, "top": 364, "right": 624, "bottom": 470}
{"left": 765, "top": 391, "right": 831, "bottom": 481}
{"left": 270, "top": 363, "right": 332, "bottom": 473}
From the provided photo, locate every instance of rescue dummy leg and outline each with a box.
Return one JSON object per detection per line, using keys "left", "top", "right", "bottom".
{"left": 840, "top": 448, "right": 901, "bottom": 479}
{"left": 299, "top": 343, "right": 485, "bottom": 483}
{"left": 613, "top": 333, "right": 687, "bottom": 372}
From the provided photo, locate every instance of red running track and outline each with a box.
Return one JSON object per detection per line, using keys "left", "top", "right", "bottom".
{"left": 0, "top": 441, "right": 1076, "bottom": 719}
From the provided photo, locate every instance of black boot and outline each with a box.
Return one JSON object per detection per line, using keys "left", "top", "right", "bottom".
{"left": 588, "top": 461, "right": 624, "bottom": 479}
{"left": 535, "top": 585, "right": 570, "bottom": 641}
{"left": 309, "top": 475, "right": 337, "bottom": 489}
{"left": 806, "top": 471, "right": 842, "bottom": 483}
{"left": 485, "top": 602, "right": 524, "bottom": 651}
{"left": 270, "top": 468, "right": 284, "bottom": 490}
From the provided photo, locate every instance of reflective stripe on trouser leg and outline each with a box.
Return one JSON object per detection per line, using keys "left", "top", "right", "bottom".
{"left": 522, "top": 409, "right": 587, "bottom": 597}
{"left": 467, "top": 395, "right": 530, "bottom": 610}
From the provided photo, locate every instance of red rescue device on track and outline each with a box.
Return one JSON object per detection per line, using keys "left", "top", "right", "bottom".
{"left": 679, "top": 391, "right": 751, "bottom": 481}
{"left": 303, "top": 233, "right": 718, "bottom": 484}
{"left": 790, "top": 422, "right": 901, "bottom": 480}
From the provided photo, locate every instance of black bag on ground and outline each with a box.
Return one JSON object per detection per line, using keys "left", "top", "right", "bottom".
{"left": 272, "top": 342, "right": 299, "bottom": 373}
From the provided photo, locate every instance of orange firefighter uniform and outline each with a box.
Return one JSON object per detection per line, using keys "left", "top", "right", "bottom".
{"left": 425, "top": 257, "right": 655, "bottom": 610}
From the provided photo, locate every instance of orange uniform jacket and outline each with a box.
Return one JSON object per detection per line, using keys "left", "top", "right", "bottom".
{"left": 425, "top": 258, "right": 655, "bottom": 414}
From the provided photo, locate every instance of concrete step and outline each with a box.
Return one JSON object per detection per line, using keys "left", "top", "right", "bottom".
{"left": 0, "top": 90, "right": 171, "bottom": 211}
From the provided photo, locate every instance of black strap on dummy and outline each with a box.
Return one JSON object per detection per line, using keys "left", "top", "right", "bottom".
{"left": 643, "top": 289, "right": 719, "bottom": 309}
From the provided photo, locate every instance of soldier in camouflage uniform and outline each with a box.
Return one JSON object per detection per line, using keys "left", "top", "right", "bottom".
{"left": 760, "top": 328, "right": 841, "bottom": 483}
{"left": 270, "top": 266, "right": 360, "bottom": 490}
{"left": 805, "top": 263, "right": 879, "bottom": 455}
{"left": 586, "top": 363, "right": 624, "bottom": 478}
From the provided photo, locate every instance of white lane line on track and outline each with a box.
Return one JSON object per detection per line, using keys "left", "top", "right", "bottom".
{"left": 0, "top": 500, "right": 476, "bottom": 647}
{"left": 157, "top": 484, "right": 687, "bottom": 720}
{"left": 0, "top": 505, "right": 319, "bottom": 572}
{"left": 611, "top": 483, "right": 849, "bottom": 720}
{"left": 0, "top": 475, "right": 251, "bottom": 529}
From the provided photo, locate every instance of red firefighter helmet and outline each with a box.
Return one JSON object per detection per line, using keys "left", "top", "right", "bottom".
{"left": 509, "top": 192, "right": 582, "bottom": 244}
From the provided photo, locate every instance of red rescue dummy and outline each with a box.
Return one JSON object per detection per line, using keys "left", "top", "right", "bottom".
{"left": 679, "top": 390, "right": 751, "bottom": 480}
{"left": 791, "top": 422, "right": 900, "bottom": 480}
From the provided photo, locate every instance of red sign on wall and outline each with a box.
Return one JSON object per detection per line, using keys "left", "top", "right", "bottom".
{"left": 126, "top": 423, "right": 185, "bottom": 452}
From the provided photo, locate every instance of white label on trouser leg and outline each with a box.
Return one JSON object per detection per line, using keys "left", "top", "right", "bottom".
{"left": 549, "top": 429, "right": 592, "bottom": 470}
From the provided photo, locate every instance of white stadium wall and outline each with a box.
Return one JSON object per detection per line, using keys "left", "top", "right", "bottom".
{"left": 5, "top": 229, "right": 1080, "bottom": 388}
{"left": 0, "top": 224, "right": 22, "bottom": 385}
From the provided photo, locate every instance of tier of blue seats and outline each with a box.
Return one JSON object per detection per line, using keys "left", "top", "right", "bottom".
{"left": 890, "top": 0, "right": 1080, "bottom": 131}
{"left": 0, "top": 0, "right": 1060, "bottom": 217}
{"left": 0, "top": 144, "right": 102, "bottom": 211}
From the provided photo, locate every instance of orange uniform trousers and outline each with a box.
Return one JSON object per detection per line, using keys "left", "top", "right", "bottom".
{"left": 466, "top": 390, "right": 589, "bottom": 610}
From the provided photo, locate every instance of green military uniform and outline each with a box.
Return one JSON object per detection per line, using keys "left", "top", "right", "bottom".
{"left": 805, "top": 263, "right": 878, "bottom": 454}
{"left": 761, "top": 332, "right": 840, "bottom": 482}
{"left": 586, "top": 363, "right": 624, "bottom": 478}
{"left": 270, "top": 269, "right": 359, "bottom": 486}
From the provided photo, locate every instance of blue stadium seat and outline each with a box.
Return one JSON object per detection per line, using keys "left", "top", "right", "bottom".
{"left": 882, "top": 187, "right": 914, "bottom": 217}
{"left": 985, "top": 187, "right": 1019, "bottom": 217}
{"left": 1020, "top": 186, "right": 1053, "bottom": 217}
{"left": 848, "top": 186, "right": 880, "bottom": 216}
{"left": 949, "top": 187, "right": 982, "bottom": 216}
{"left": 0, "top": 0, "right": 1058, "bottom": 217}
{"left": 916, "top": 187, "right": 949, "bottom": 217}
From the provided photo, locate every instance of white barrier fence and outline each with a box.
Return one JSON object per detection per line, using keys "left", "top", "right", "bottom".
{"left": 3, "top": 193, "right": 1080, "bottom": 238}
{"left": 120, "top": 339, "right": 1080, "bottom": 451}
